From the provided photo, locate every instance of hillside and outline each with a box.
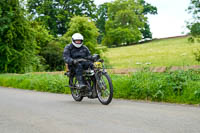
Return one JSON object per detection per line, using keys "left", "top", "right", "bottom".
{"left": 104, "top": 37, "right": 200, "bottom": 68}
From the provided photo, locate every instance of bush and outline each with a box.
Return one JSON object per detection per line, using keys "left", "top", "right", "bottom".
{"left": 0, "top": 74, "right": 70, "bottom": 94}
{"left": 188, "top": 36, "right": 195, "bottom": 43}
{"left": 112, "top": 70, "right": 200, "bottom": 104}
{"left": 194, "top": 48, "right": 200, "bottom": 62}
{"left": 40, "top": 40, "right": 65, "bottom": 71}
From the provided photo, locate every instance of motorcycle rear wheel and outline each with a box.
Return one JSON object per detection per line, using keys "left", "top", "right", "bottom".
{"left": 69, "top": 76, "right": 83, "bottom": 102}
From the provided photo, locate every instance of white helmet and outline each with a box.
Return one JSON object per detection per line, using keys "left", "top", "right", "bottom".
{"left": 72, "top": 33, "right": 84, "bottom": 48}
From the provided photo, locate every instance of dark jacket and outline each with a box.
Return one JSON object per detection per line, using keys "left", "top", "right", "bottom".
{"left": 63, "top": 43, "right": 92, "bottom": 65}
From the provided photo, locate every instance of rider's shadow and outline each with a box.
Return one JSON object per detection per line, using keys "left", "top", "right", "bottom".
{"left": 60, "top": 99, "right": 102, "bottom": 106}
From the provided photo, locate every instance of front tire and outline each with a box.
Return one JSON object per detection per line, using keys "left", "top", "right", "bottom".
{"left": 96, "top": 72, "right": 113, "bottom": 105}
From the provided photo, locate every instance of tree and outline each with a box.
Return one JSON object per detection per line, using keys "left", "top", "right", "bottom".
{"left": 30, "top": 21, "right": 66, "bottom": 71}
{"left": 190, "top": 22, "right": 200, "bottom": 38}
{"left": 30, "top": 21, "right": 62, "bottom": 71}
{"left": 187, "top": 0, "right": 200, "bottom": 20}
{"left": 102, "top": 0, "right": 146, "bottom": 47}
{"left": 187, "top": 0, "right": 200, "bottom": 62}
{"left": 96, "top": 3, "right": 109, "bottom": 44}
{"left": 139, "top": 0, "right": 157, "bottom": 39}
{"left": 187, "top": 0, "right": 200, "bottom": 39}
{"left": 0, "top": 0, "right": 40, "bottom": 73}
{"left": 96, "top": 0, "right": 157, "bottom": 44}
{"left": 27, "top": 0, "right": 97, "bottom": 36}
{"left": 31, "top": 21, "right": 54, "bottom": 48}
{"left": 61, "top": 16, "right": 100, "bottom": 54}
{"left": 140, "top": 0, "right": 157, "bottom": 15}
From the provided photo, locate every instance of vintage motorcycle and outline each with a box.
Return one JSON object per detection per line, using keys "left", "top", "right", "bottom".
{"left": 65, "top": 55, "right": 113, "bottom": 105}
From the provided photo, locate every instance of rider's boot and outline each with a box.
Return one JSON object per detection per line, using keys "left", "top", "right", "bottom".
{"left": 76, "top": 76, "right": 86, "bottom": 89}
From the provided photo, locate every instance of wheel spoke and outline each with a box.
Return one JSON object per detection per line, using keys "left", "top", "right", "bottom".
{"left": 70, "top": 76, "right": 83, "bottom": 101}
{"left": 96, "top": 73, "right": 113, "bottom": 105}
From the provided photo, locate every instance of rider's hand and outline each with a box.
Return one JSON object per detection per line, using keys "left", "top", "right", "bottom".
{"left": 92, "top": 54, "right": 100, "bottom": 61}
{"left": 86, "top": 56, "right": 93, "bottom": 61}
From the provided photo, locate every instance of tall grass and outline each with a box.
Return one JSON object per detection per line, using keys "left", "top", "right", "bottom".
{"left": 0, "top": 74, "right": 70, "bottom": 94}
{"left": 113, "top": 70, "right": 200, "bottom": 104}
{"left": 0, "top": 70, "right": 200, "bottom": 104}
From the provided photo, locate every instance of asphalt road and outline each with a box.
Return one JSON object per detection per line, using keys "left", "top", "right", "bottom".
{"left": 0, "top": 87, "right": 200, "bottom": 133}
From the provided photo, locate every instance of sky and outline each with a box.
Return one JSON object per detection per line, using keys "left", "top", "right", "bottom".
{"left": 94, "top": 0, "right": 192, "bottom": 38}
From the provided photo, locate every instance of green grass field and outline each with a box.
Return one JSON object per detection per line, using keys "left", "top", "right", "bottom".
{"left": 104, "top": 37, "right": 200, "bottom": 68}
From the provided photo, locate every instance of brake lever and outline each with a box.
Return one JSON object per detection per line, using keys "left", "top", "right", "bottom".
{"left": 98, "top": 59, "right": 104, "bottom": 62}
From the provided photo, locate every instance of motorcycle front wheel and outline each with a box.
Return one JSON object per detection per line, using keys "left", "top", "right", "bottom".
{"left": 96, "top": 72, "right": 113, "bottom": 105}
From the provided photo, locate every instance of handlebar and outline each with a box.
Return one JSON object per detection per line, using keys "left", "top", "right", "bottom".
{"left": 75, "top": 58, "right": 88, "bottom": 62}
{"left": 98, "top": 59, "right": 104, "bottom": 62}
{"left": 74, "top": 58, "right": 104, "bottom": 63}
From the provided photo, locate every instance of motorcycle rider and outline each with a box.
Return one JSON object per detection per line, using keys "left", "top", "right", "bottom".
{"left": 63, "top": 33, "right": 95, "bottom": 89}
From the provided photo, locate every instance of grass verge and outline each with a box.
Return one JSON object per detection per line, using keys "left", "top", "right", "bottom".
{"left": 0, "top": 70, "right": 200, "bottom": 105}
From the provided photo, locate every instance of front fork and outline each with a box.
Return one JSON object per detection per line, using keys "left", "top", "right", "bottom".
{"left": 95, "top": 71, "right": 107, "bottom": 90}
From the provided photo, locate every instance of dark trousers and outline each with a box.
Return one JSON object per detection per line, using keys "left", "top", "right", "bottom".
{"left": 70, "top": 61, "right": 93, "bottom": 77}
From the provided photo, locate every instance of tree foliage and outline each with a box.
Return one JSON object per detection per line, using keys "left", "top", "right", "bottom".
{"left": 102, "top": 0, "right": 146, "bottom": 47}
{"left": 0, "top": 0, "right": 41, "bottom": 73}
{"left": 61, "top": 16, "right": 100, "bottom": 54}
{"left": 27, "top": 0, "right": 97, "bottom": 36}
{"left": 30, "top": 21, "right": 64, "bottom": 71}
{"left": 30, "top": 21, "right": 66, "bottom": 71}
{"left": 187, "top": 0, "right": 200, "bottom": 20}
{"left": 187, "top": 0, "right": 200, "bottom": 38}
{"left": 40, "top": 40, "right": 64, "bottom": 71}
{"left": 140, "top": 0, "right": 157, "bottom": 15}
{"left": 187, "top": 0, "right": 200, "bottom": 62}
{"left": 139, "top": 0, "right": 157, "bottom": 39}
{"left": 31, "top": 21, "right": 54, "bottom": 48}
{"left": 97, "top": 0, "right": 157, "bottom": 45}
{"left": 96, "top": 3, "right": 109, "bottom": 43}
{"left": 190, "top": 22, "right": 200, "bottom": 38}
